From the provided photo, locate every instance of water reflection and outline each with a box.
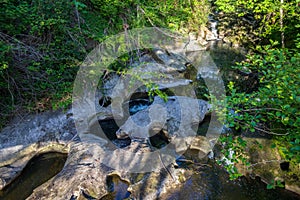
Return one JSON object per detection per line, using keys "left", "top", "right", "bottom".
{"left": 167, "top": 161, "right": 300, "bottom": 200}
{"left": 0, "top": 152, "right": 67, "bottom": 200}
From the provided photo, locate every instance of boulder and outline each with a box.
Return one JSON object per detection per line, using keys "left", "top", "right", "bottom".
{"left": 2, "top": 140, "right": 195, "bottom": 200}
{"left": 0, "top": 141, "right": 70, "bottom": 190}
{"left": 235, "top": 138, "right": 300, "bottom": 195}
{"left": 0, "top": 110, "right": 76, "bottom": 149}
{"left": 116, "top": 96, "right": 210, "bottom": 141}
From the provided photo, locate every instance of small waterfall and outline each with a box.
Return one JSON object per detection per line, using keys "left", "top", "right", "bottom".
{"left": 208, "top": 15, "right": 219, "bottom": 40}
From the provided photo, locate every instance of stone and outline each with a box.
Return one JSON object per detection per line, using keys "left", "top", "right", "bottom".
{"left": 27, "top": 142, "right": 111, "bottom": 200}
{"left": 206, "top": 28, "right": 218, "bottom": 41}
{"left": 93, "top": 50, "right": 193, "bottom": 120}
{"left": 0, "top": 139, "right": 196, "bottom": 200}
{"left": 185, "top": 33, "right": 208, "bottom": 51}
{"left": 150, "top": 48, "right": 187, "bottom": 72}
{"left": 235, "top": 138, "right": 300, "bottom": 195}
{"left": 0, "top": 110, "right": 76, "bottom": 149}
{"left": 0, "top": 141, "right": 70, "bottom": 190}
{"left": 0, "top": 107, "right": 198, "bottom": 199}
{"left": 189, "top": 136, "right": 213, "bottom": 159}
{"left": 102, "top": 74, "right": 193, "bottom": 119}
{"left": 116, "top": 96, "right": 210, "bottom": 141}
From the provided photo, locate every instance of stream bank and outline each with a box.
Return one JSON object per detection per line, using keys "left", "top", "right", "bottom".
{"left": 0, "top": 27, "right": 299, "bottom": 199}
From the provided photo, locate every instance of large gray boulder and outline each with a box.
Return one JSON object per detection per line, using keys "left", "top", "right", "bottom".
{"left": 116, "top": 96, "right": 210, "bottom": 141}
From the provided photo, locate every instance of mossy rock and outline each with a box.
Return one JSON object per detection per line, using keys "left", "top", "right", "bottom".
{"left": 237, "top": 138, "right": 300, "bottom": 195}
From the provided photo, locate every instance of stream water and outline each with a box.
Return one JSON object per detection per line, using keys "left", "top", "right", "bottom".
{"left": 168, "top": 161, "right": 300, "bottom": 200}
{"left": 0, "top": 152, "right": 67, "bottom": 200}
{"left": 0, "top": 44, "right": 299, "bottom": 200}
{"left": 1, "top": 152, "right": 299, "bottom": 200}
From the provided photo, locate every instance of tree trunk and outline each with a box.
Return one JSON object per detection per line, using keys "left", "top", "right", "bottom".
{"left": 280, "top": 0, "right": 284, "bottom": 48}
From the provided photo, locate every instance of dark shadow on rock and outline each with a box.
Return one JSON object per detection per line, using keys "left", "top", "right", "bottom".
{"left": 0, "top": 152, "right": 67, "bottom": 200}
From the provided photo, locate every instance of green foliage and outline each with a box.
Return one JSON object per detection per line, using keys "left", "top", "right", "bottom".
{"left": 214, "top": 0, "right": 300, "bottom": 46}
{"left": 1, "top": 0, "right": 298, "bottom": 177}
{"left": 103, "top": 46, "right": 170, "bottom": 102}
{"left": 0, "top": 0, "right": 211, "bottom": 127}
{"left": 82, "top": 0, "right": 210, "bottom": 33}
{"left": 267, "top": 179, "right": 285, "bottom": 189}
{"left": 217, "top": 135, "right": 249, "bottom": 180}
{"left": 211, "top": 36, "right": 300, "bottom": 180}
{"left": 228, "top": 42, "right": 300, "bottom": 142}
{"left": 0, "top": 41, "right": 10, "bottom": 73}
{"left": 0, "top": 0, "right": 299, "bottom": 193}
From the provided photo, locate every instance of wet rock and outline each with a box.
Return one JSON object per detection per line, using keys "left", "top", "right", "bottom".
{"left": 150, "top": 48, "right": 188, "bottom": 72}
{"left": 127, "top": 168, "right": 193, "bottom": 199}
{"left": 185, "top": 39, "right": 208, "bottom": 51}
{"left": 24, "top": 141, "right": 196, "bottom": 200}
{"left": 101, "top": 48, "right": 191, "bottom": 98}
{"left": 105, "top": 173, "right": 131, "bottom": 199}
{"left": 0, "top": 110, "right": 77, "bottom": 192}
{"left": 0, "top": 141, "right": 70, "bottom": 190}
{"left": 0, "top": 152, "right": 67, "bottom": 200}
{"left": 0, "top": 114, "right": 197, "bottom": 199}
{"left": 189, "top": 136, "right": 213, "bottom": 160}
{"left": 116, "top": 96, "right": 210, "bottom": 142}
{"left": 206, "top": 28, "right": 218, "bottom": 41}
{"left": 190, "top": 32, "right": 209, "bottom": 47}
{"left": 107, "top": 65, "right": 190, "bottom": 89}
{"left": 236, "top": 138, "right": 300, "bottom": 195}
{"left": 97, "top": 57, "right": 193, "bottom": 119}
{"left": 27, "top": 142, "right": 111, "bottom": 200}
